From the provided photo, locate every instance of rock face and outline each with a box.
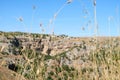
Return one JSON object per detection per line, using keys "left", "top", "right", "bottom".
{"left": 0, "top": 32, "right": 84, "bottom": 56}
{"left": 1, "top": 32, "right": 120, "bottom": 80}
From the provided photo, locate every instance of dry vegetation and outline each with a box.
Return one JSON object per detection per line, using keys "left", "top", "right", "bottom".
{"left": 0, "top": 32, "right": 120, "bottom": 80}
{"left": 0, "top": 0, "right": 120, "bottom": 80}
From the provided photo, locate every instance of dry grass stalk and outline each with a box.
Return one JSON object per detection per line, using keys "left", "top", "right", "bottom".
{"left": 93, "top": 0, "right": 98, "bottom": 42}
{"left": 40, "top": 22, "right": 45, "bottom": 34}
{"left": 48, "top": 0, "right": 72, "bottom": 35}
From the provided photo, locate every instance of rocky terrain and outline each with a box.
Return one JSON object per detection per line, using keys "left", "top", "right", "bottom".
{"left": 0, "top": 31, "right": 120, "bottom": 80}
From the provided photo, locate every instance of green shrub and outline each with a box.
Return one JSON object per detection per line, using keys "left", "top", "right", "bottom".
{"left": 46, "top": 76, "right": 53, "bottom": 80}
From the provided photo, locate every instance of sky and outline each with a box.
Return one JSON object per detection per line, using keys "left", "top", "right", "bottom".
{"left": 0, "top": 0, "right": 120, "bottom": 37}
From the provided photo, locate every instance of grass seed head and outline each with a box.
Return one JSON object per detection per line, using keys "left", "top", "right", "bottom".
{"left": 32, "top": 5, "right": 36, "bottom": 10}
{"left": 93, "top": 0, "right": 96, "bottom": 6}
{"left": 82, "top": 27, "right": 85, "bottom": 31}
{"left": 18, "top": 17, "right": 23, "bottom": 22}
{"left": 40, "top": 23, "right": 42, "bottom": 27}
{"left": 67, "top": 0, "right": 73, "bottom": 4}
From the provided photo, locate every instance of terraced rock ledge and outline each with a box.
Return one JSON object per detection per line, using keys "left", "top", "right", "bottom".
{"left": 0, "top": 31, "right": 120, "bottom": 80}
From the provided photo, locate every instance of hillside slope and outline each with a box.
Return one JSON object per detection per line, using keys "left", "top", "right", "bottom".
{"left": 0, "top": 31, "right": 120, "bottom": 80}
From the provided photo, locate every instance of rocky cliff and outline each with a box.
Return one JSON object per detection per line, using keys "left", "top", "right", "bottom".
{"left": 0, "top": 31, "right": 120, "bottom": 80}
